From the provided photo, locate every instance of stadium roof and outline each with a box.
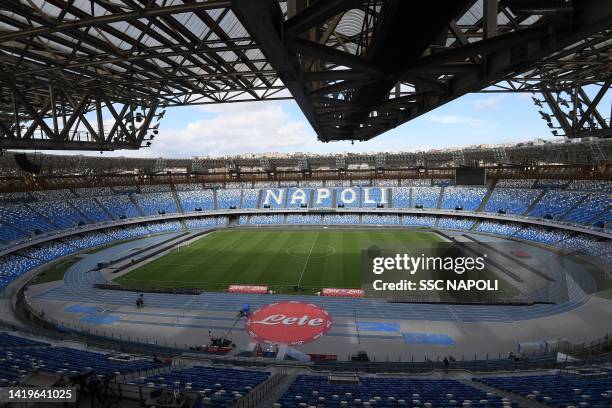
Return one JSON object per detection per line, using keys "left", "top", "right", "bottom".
{"left": 0, "top": 0, "right": 610, "bottom": 150}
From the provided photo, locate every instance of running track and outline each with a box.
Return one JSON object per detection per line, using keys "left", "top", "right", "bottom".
{"left": 35, "top": 233, "right": 592, "bottom": 323}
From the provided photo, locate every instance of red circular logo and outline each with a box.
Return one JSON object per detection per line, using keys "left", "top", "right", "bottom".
{"left": 244, "top": 301, "right": 333, "bottom": 345}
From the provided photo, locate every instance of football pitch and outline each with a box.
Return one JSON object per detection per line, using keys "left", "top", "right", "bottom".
{"left": 114, "top": 229, "right": 444, "bottom": 293}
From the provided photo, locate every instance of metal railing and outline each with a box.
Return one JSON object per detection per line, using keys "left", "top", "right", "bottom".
{"left": 233, "top": 371, "right": 287, "bottom": 408}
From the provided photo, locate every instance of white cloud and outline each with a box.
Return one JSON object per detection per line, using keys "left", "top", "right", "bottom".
{"left": 473, "top": 96, "right": 501, "bottom": 111}
{"left": 425, "top": 114, "right": 485, "bottom": 127}
{"left": 143, "top": 102, "right": 313, "bottom": 158}
{"left": 198, "top": 100, "right": 282, "bottom": 114}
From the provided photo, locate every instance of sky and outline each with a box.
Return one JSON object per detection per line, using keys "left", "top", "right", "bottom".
{"left": 85, "top": 91, "right": 557, "bottom": 159}
{"left": 40, "top": 83, "right": 612, "bottom": 159}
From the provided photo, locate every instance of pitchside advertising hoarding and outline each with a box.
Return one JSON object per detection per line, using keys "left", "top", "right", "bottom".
{"left": 228, "top": 285, "right": 269, "bottom": 294}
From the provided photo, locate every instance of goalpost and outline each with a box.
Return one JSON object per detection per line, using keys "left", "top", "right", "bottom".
{"left": 172, "top": 241, "right": 191, "bottom": 253}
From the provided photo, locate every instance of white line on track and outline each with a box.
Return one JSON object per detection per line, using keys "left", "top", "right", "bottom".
{"left": 297, "top": 231, "right": 319, "bottom": 287}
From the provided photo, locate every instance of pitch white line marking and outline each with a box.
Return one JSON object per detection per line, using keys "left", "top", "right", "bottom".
{"left": 286, "top": 244, "right": 335, "bottom": 259}
{"left": 297, "top": 231, "right": 319, "bottom": 287}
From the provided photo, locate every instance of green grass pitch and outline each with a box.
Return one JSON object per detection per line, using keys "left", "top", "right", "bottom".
{"left": 114, "top": 229, "right": 444, "bottom": 294}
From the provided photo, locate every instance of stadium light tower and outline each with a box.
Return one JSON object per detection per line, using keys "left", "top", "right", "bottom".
{"left": 536, "top": 82, "right": 611, "bottom": 139}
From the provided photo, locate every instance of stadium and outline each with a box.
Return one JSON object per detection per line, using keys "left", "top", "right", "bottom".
{"left": 0, "top": 1, "right": 611, "bottom": 407}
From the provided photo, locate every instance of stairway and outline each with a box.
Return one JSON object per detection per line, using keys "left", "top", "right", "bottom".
{"left": 436, "top": 186, "right": 444, "bottom": 209}
{"left": 523, "top": 189, "right": 547, "bottom": 216}
{"left": 66, "top": 199, "right": 91, "bottom": 223}
{"left": 477, "top": 179, "right": 497, "bottom": 212}
{"left": 258, "top": 373, "right": 297, "bottom": 407}
{"left": 170, "top": 184, "right": 184, "bottom": 213}
{"left": 558, "top": 192, "right": 589, "bottom": 221}
{"left": 26, "top": 202, "right": 55, "bottom": 228}
{"left": 128, "top": 193, "right": 145, "bottom": 216}
{"left": 436, "top": 186, "right": 445, "bottom": 210}
{"left": 463, "top": 378, "right": 548, "bottom": 408}
{"left": 94, "top": 197, "right": 116, "bottom": 220}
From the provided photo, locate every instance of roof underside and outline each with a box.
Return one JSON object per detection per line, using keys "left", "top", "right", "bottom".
{"left": 0, "top": 0, "right": 610, "bottom": 149}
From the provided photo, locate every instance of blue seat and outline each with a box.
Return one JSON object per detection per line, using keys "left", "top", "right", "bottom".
{"left": 279, "top": 375, "right": 513, "bottom": 407}
{"left": 476, "top": 373, "right": 612, "bottom": 408}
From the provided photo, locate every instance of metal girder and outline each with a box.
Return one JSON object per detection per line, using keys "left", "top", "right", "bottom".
{"left": 0, "top": 139, "right": 140, "bottom": 151}
{"left": 0, "top": 74, "right": 161, "bottom": 150}
{"left": 284, "top": 0, "right": 362, "bottom": 38}
{"left": 483, "top": 0, "right": 499, "bottom": 39}
{"left": 0, "top": 1, "right": 231, "bottom": 42}
{"left": 333, "top": 0, "right": 475, "bottom": 140}
{"left": 287, "top": 37, "right": 384, "bottom": 76}
{"left": 1, "top": 74, "right": 56, "bottom": 141}
{"left": 1, "top": 0, "right": 611, "bottom": 151}
{"left": 0, "top": 0, "right": 292, "bottom": 150}
{"left": 231, "top": 0, "right": 320, "bottom": 132}
{"left": 237, "top": 0, "right": 612, "bottom": 142}
{"left": 536, "top": 80, "right": 611, "bottom": 139}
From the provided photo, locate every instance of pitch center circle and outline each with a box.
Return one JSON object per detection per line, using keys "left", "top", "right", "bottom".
{"left": 286, "top": 244, "right": 336, "bottom": 259}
